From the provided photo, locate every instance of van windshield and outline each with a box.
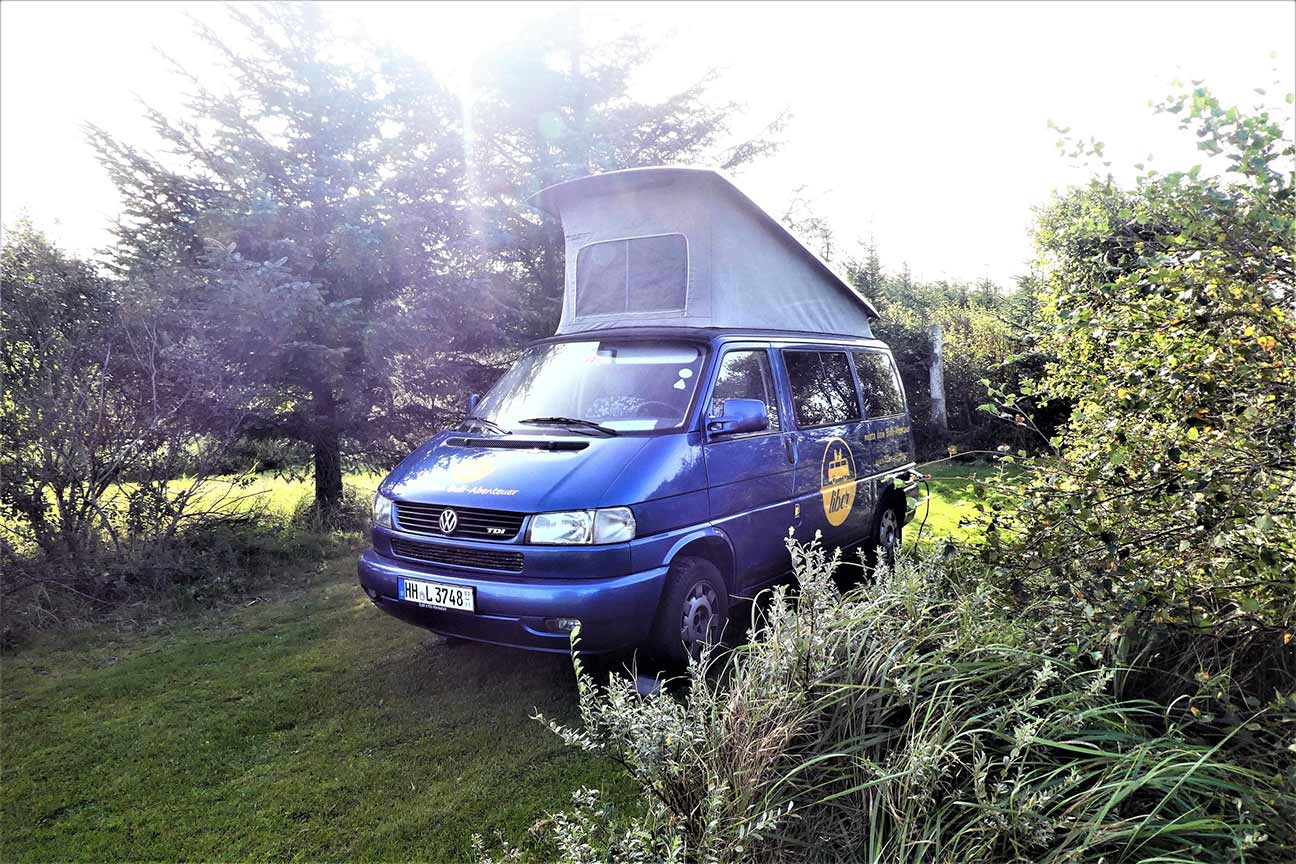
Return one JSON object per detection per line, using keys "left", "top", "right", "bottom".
{"left": 471, "top": 340, "right": 708, "bottom": 433}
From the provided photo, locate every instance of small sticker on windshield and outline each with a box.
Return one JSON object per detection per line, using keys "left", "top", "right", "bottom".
{"left": 678, "top": 368, "right": 694, "bottom": 378}
{"left": 673, "top": 380, "right": 687, "bottom": 390}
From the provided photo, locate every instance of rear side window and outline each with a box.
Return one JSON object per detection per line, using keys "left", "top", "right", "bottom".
{"left": 710, "top": 350, "right": 780, "bottom": 433}
{"left": 853, "top": 351, "right": 905, "bottom": 417}
{"left": 574, "top": 234, "right": 687, "bottom": 317}
{"left": 784, "top": 350, "right": 861, "bottom": 427}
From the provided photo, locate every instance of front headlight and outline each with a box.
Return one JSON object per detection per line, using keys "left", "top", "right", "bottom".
{"left": 373, "top": 492, "right": 393, "bottom": 528}
{"left": 594, "top": 507, "right": 636, "bottom": 543}
{"left": 528, "top": 507, "right": 636, "bottom": 545}
{"left": 528, "top": 510, "right": 593, "bottom": 544}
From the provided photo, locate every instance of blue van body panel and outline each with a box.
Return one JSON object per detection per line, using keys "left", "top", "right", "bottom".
{"left": 384, "top": 431, "right": 656, "bottom": 513}
{"left": 360, "top": 327, "right": 918, "bottom": 654}
{"left": 631, "top": 489, "right": 711, "bottom": 543}
{"left": 601, "top": 433, "right": 707, "bottom": 505}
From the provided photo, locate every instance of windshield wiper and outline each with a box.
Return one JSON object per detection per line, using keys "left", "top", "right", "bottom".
{"left": 462, "top": 415, "right": 510, "bottom": 435}
{"left": 518, "top": 416, "right": 618, "bottom": 436}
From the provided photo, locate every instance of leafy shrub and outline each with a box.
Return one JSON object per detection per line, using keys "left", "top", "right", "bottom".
{"left": 519, "top": 540, "right": 1293, "bottom": 863}
{"left": 978, "top": 85, "right": 1295, "bottom": 711}
{"left": 0, "top": 222, "right": 278, "bottom": 639}
{"left": 289, "top": 482, "right": 373, "bottom": 533}
{"left": 0, "top": 489, "right": 356, "bottom": 647}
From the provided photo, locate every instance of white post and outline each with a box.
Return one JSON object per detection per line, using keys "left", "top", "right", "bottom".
{"left": 929, "top": 323, "right": 948, "bottom": 437}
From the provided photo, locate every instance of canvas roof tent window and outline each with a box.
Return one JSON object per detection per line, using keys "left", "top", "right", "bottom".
{"left": 529, "top": 167, "right": 878, "bottom": 338}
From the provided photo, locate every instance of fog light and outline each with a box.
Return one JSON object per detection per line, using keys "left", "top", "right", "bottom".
{"left": 364, "top": 586, "right": 378, "bottom": 600}
{"left": 545, "top": 617, "right": 581, "bottom": 633}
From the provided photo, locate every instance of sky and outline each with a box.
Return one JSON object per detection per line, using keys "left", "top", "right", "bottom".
{"left": 2, "top": 0, "right": 1293, "bottom": 287}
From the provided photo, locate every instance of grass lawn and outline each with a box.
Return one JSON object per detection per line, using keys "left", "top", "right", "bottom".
{"left": 908, "top": 461, "right": 1004, "bottom": 549}
{"left": 1, "top": 465, "right": 988, "bottom": 862}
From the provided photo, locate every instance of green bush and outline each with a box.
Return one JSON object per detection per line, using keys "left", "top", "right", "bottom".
{"left": 289, "top": 482, "right": 372, "bottom": 533}
{"left": 516, "top": 540, "right": 1293, "bottom": 863}
{"left": 874, "top": 294, "right": 1048, "bottom": 459}
{"left": 0, "top": 487, "right": 358, "bottom": 647}
{"left": 977, "top": 84, "right": 1295, "bottom": 714}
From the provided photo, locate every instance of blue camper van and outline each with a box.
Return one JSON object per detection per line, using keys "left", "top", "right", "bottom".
{"left": 358, "top": 168, "right": 919, "bottom": 662}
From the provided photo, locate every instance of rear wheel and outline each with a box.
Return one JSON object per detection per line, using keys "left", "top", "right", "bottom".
{"left": 650, "top": 557, "right": 729, "bottom": 665}
{"left": 871, "top": 499, "right": 903, "bottom": 570}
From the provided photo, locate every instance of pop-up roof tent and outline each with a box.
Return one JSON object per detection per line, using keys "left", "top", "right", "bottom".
{"left": 529, "top": 167, "right": 878, "bottom": 338}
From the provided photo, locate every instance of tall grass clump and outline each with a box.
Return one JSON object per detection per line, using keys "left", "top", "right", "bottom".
{"left": 524, "top": 540, "right": 1293, "bottom": 863}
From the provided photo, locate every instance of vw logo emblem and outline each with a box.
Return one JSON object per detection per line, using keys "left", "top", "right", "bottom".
{"left": 438, "top": 509, "right": 459, "bottom": 534}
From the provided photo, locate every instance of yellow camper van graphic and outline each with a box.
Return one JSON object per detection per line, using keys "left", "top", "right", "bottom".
{"left": 819, "top": 437, "right": 857, "bottom": 527}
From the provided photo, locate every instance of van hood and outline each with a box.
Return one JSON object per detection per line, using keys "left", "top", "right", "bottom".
{"left": 382, "top": 431, "right": 692, "bottom": 513}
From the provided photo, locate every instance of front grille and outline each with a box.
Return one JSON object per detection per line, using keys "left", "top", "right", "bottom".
{"left": 389, "top": 538, "right": 525, "bottom": 573}
{"left": 393, "top": 501, "right": 526, "bottom": 541}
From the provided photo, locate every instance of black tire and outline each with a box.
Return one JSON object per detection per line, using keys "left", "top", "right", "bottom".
{"left": 649, "top": 557, "right": 729, "bottom": 665}
{"left": 870, "top": 498, "right": 904, "bottom": 570}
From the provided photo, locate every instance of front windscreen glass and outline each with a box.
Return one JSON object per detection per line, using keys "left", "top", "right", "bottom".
{"left": 471, "top": 340, "right": 707, "bottom": 433}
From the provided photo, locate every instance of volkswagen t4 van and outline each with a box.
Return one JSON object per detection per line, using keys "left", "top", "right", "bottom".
{"left": 358, "top": 167, "right": 918, "bottom": 662}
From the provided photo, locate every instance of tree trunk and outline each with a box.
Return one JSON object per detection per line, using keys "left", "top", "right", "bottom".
{"left": 312, "top": 383, "right": 343, "bottom": 514}
{"left": 929, "top": 323, "right": 949, "bottom": 439}
{"left": 314, "top": 428, "right": 343, "bottom": 515}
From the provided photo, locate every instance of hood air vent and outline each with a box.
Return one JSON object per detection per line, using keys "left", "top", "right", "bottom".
{"left": 445, "top": 437, "right": 589, "bottom": 452}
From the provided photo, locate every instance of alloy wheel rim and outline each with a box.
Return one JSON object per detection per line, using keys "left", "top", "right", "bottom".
{"left": 880, "top": 509, "right": 899, "bottom": 549}
{"left": 680, "top": 580, "right": 721, "bottom": 651}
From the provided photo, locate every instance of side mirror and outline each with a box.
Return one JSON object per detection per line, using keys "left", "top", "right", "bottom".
{"left": 707, "top": 398, "right": 770, "bottom": 436}
{"left": 467, "top": 393, "right": 480, "bottom": 414}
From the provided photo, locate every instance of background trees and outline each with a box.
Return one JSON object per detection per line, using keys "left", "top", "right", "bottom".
{"left": 87, "top": 5, "right": 786, "bottom": 513}
{"left": 0, "top": 222, "right": 257, "bottom": 613}
{"left": 833, "top": 249, "right": 1047, "bottom": 459}
{"left": 459, "top": 8, "right": 787, "bottom": 343}
{"left": 89, "top": 4, "right": 481, "bottom": 513}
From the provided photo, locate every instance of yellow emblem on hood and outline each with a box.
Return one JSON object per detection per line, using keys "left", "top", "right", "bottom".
{"left": 448, "top": 455, "right": 498, "bottom": 485}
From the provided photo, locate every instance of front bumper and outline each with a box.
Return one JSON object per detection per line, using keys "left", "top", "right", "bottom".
{"left": 357, "top": 548, "right": 669, "bottom": 654}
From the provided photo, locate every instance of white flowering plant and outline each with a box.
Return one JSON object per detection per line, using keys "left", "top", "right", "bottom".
{"left": 497, "top": 536, "right": 1291, "bottom": 863}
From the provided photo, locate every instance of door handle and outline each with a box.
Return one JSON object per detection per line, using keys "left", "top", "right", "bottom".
{"left": 784, "top": 434, "right": 799, "bottom": 465}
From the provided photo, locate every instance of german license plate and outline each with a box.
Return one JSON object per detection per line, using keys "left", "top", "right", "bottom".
{"left": 398, "top": 577, "right": 475, "bottom": 613}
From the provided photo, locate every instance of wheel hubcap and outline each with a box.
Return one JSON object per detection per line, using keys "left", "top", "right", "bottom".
{"left": 680, "top": 580, "right": 721, "bottom": 651}
{"left": 880, "top": 509, "right": 899, "bottom": 550}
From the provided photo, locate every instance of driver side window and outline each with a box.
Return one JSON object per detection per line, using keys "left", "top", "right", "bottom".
{"left": 710, "top": 350, "right": 780, "bottom": 434}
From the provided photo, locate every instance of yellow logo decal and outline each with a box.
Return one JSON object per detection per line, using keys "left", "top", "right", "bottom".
{"left": 820, "top": 437, "right": 856, "bottom": 527}
{"left": 448, "top": 455, "right": 497, "bottom": 485}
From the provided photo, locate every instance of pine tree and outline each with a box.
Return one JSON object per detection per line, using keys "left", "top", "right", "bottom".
{"left": 90, "top": 4, "right": 481, "bottom": 511}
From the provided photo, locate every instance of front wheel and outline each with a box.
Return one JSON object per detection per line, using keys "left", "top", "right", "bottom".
{"left": 649, "top": 557, "right": 729, "bottom": 665}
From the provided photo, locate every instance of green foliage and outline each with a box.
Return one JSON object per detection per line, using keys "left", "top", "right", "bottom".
{"left": 526, "top": 540, "right": 1292, "bottom": 863}
{"left": 2, "top": 223, "right": 232, "bottom": 627}
{"left": 1, "top": 222, "right": 118, "bottom": 554}
{"left": 89, "top": 3, "right": 494, "bottom": 506}
{"left": 844, "top": 245, "right": 1047, "bottom": 458}
{"left": 87, "top": 5, "right": 784, "bottom": 508}
{"left": 980, "top": 85, "right": 1295, "bottom": 709}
